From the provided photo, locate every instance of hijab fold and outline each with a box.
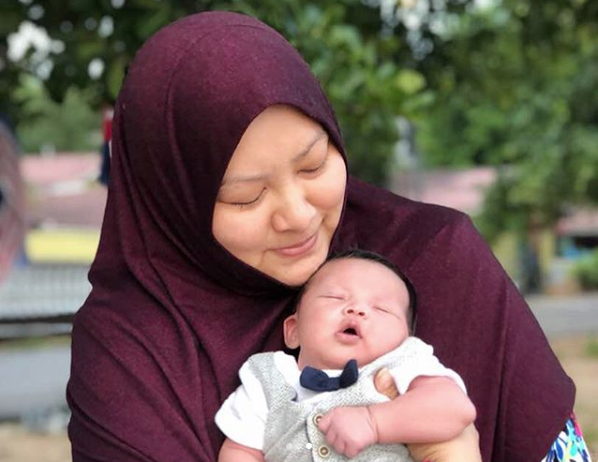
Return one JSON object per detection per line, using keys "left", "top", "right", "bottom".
{"left": 68, "top": 11, "right": 574, "bottom": 462}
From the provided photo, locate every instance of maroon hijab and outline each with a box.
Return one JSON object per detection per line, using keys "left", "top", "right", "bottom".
{"left": 68, "top": 11, "right": 574, "bottom": 462}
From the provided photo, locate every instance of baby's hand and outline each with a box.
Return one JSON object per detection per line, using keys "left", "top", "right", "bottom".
{"left": 317, "top": 406, "right": 378, "bottom": 458}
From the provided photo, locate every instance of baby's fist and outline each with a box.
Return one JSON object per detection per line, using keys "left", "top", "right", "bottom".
{"left": 317, "top": 406, "right": 378, "bottom": 458}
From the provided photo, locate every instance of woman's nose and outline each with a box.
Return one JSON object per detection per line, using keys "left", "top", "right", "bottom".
{"left": 271, "top": 185, "right": 316, "bottom": 232}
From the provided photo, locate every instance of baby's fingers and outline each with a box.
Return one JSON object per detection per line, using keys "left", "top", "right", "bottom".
{"left": 317, "top": 413, "right": 331, "bottom": 433}
{"left": 330, "top": 437, "right": 346, "bottom": 457}
{"left": 344, "top": 444, "right": 361, "bottom": 459}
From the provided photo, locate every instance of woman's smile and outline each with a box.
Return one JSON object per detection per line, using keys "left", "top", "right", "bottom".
{"left": 273, "top": 232, "right": 318, "bottom": 257}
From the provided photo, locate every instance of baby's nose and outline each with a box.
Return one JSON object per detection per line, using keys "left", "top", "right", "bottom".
{"left": 345, "top": 306, "right": 366, "bottom": 317}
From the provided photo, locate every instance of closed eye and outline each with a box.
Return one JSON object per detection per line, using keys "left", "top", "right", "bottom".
{"left": 228, "top": 189, "right": 266, "bottom": 208}
{"left": 320, "top": 294, "right": 345, "bottom": 300}
{"left": 375, "top": 306, "right": 390, "bottom": 313}
{"left": 300, "top": 156, "right": 327, "bottom": 175}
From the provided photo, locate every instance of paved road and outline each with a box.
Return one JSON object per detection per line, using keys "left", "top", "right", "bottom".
{"left": 528, "top": 293, "right": 598, "bottom": 338}
{"left": 1, "top": 294, "right": 597, "bottom": 422}
{"left": 0, "top": 345, "right": 70, "bottom": 421}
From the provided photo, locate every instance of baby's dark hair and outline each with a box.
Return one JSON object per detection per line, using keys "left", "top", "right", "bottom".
{"left": 294, "top": 249, "right": 418, "bottom": 333}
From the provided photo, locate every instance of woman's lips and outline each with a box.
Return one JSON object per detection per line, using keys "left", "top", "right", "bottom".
{"left": 274, "top": 233, "right": 318, "bottom": 257}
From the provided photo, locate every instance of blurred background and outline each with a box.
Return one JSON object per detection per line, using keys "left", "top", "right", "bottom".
{"left": 0, "top": 0, "right": 597, "bottom": 460}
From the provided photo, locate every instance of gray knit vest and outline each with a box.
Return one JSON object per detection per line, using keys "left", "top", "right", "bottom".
{"left": 247, "top": 338, "right": 425, "bottom": 462}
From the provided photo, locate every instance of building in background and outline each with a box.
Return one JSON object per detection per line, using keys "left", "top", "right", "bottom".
{"left": 0, "top": 153, "right": 106, "bottom": 337}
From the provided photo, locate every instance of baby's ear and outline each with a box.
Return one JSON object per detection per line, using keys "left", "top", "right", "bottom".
{"left": 283, "top": 314, "right": 300, "bottom": 349}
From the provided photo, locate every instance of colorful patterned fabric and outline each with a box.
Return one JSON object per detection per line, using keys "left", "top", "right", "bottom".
{"left": 542, "top": 414, "right": 593, "bottom": 462}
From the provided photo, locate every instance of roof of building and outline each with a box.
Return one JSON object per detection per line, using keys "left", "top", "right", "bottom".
{"left": 21, "top": 153, "right": 107, "bottom": 229}
{"left": 391, "top": 167, "right": 496, "bottom": 215}
{"left": 556, "top": 208, "right": 598, "bottom": 237}
{"left": 391, "top": 167, "right": 598, "bottom": 236}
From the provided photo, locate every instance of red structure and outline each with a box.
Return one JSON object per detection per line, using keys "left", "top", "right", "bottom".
{"left": 0, "top": 123, "right": 25, "bottom": 283}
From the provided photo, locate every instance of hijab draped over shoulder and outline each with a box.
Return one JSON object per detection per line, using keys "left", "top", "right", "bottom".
{"left": 68, "top": 11, "right": 574, "bottom": 462}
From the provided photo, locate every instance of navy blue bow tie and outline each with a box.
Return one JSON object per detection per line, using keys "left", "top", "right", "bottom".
{"left": 299, "top": 359, "right": 359, "bottom": 392}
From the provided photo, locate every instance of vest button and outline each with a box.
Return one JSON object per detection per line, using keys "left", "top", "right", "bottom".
{"left": 317, "top": 445, "right": 330, "bottom": 458}
{"left": 313, "top": 413, "right": 324, "bottom": 426}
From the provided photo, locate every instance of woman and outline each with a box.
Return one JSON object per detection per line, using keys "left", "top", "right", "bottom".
{"left": 67, "top": 11, "right": 585, "bottom": 462}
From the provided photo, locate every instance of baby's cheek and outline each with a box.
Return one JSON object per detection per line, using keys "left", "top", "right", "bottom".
{"left": 377, "top": 323, "right": 409, "bottom": 353}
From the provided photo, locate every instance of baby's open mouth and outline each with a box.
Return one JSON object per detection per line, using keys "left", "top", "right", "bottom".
{"left": 337, "top": 323, "right": 361, "bottom": 343}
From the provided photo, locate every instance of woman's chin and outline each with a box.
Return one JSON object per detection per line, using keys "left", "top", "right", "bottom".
{"left": 273, "top": 270, "right": 315, "bottom": 287}
{"left": 280, "top": 261, "right": 325, "bottom": 286}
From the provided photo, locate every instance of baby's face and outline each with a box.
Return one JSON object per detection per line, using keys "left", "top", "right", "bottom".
{"left": 283, "top": 257, "right": 411, "bottom": 370}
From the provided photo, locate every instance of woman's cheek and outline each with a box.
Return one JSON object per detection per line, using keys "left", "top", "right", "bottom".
{"left": 232, "top": 212, "right": 269, "bottom": 249}
{"left": 316, "top": 158, "right": 347, "bottom": 210}
{"left": 213, "top": 208, "right": 266, "bottom": 253}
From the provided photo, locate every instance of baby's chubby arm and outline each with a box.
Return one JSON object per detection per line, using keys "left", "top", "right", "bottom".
{"left": 317, "top": 375, "right": 476, "bottom": 457}
{"left": 218, "top": 438, "right": 265, "bottom": 462}
{"left": 375, "top": 368, "right": 481, "bottom": 462}
{"left": 369, "top": 375, "right": 476, "bottom": 443}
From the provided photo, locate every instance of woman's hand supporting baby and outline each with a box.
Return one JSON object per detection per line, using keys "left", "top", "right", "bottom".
{"left": 408, "top": 424, "right": 482, "bottom": 462}
{"left": 219, "top": 438, "right": 265, "bottom": 462}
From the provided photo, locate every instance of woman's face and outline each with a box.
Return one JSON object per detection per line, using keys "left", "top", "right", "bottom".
{"left": 212, "top": 105, "right": 347, "bottom": 286}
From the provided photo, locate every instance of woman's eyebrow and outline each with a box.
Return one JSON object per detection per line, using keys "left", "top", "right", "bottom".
{"left": 220, "top": 173, "right": 266, "bottom": 187}
{"left": 221, "top": 131, "right": 328, "bottom": 187}
{"left": 292, "top": 131, "right": 328, "bottom": 162}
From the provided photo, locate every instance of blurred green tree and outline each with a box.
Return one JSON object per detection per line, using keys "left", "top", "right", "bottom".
{"left": 414, "top": 0, "right": 598, "bottom": 240}
{"left": 2, "top": 0, "right": 462, "bottom": 184}
{"left": 14, "top": 74, "right": 100, "bottom": 153}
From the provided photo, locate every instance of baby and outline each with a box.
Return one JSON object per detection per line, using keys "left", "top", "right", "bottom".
{"left": 216, "top": 249, "right": 477, "bottom": 462}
